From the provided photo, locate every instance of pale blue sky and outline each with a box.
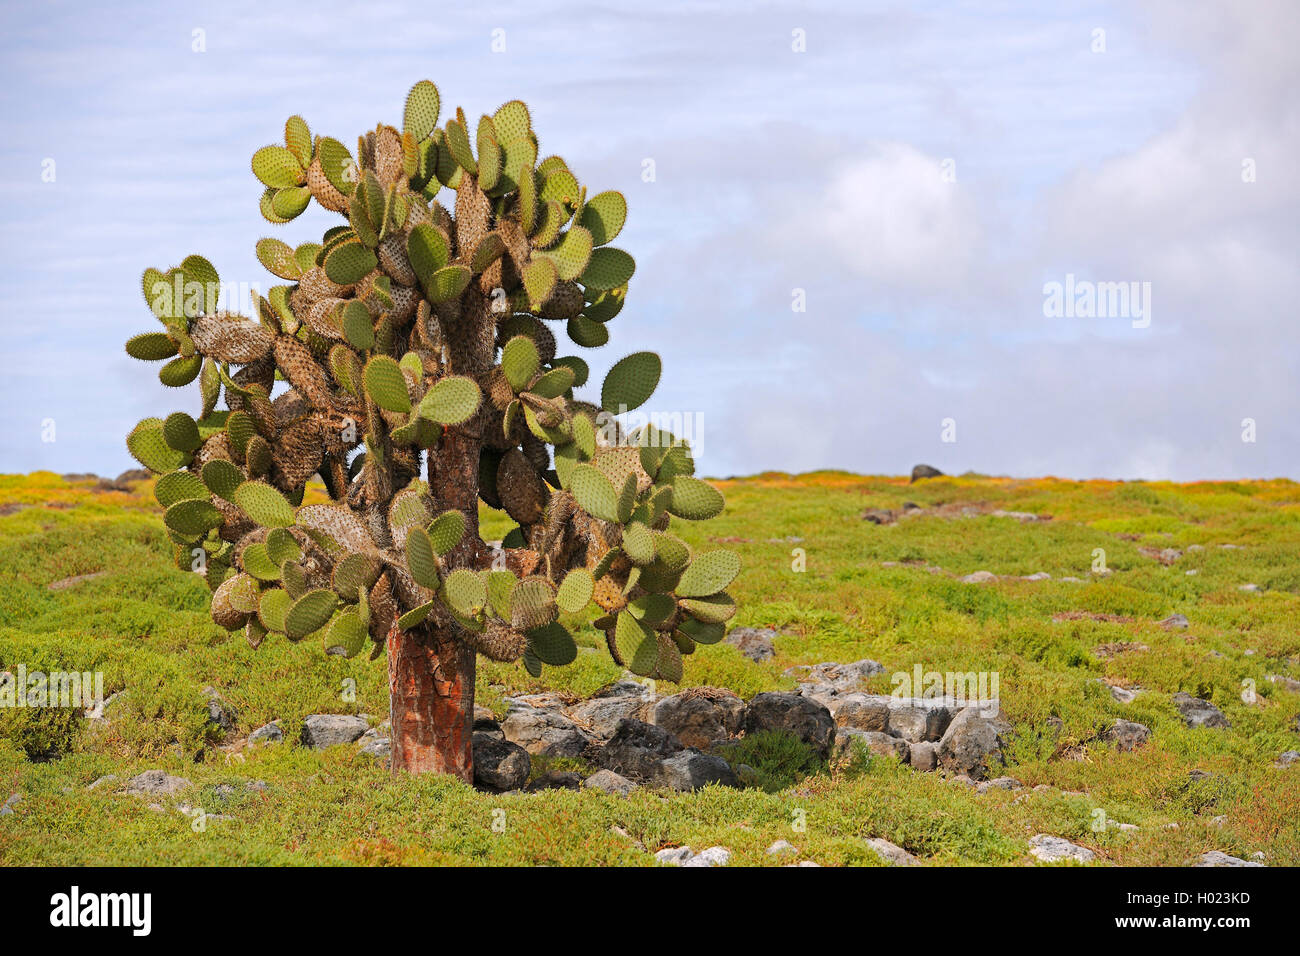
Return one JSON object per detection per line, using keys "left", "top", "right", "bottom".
{"left": 1, "top": 0, "right": 1295, "bottom": 479}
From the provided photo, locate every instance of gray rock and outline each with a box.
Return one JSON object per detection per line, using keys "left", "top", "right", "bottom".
{"left": 653, "top": 687, "right": 745, "bottom": 749}
{"left": 655, "top": 846, "right": 695, "bottom": 866}
{"left": 1238, "top": 583, "right": 1260, "bottom": 592}
{"left": 0, "top": 792, "right": 21, "bottom": 816}
{"left": 201, "top": 687, "right": 236, "bottom": 734}
{"left": 1106, "top": 718, "right": 1151, "bottom": 752}
{"left": 960, "top": 571, "right": 998, "bottom": 583}
{"left": 885, "top": 698, "right": 954, "bottom": 742}
{"left": 582, "top": 769, "right": 638, "bottom": 797}
{"left": 123, "top": 770, "right": 192, "bottom": 797}
{"left": 681, "top": 846, "right": 731, "bottom": 867}
{"left": 565, "top": 682, "right": 651, "bottom": 739}
{"left": 501, "top": 703, "right": 593, "bottom": 758}
{"left": 865, "top": 837, "right": 919, "bottom": 866}
{"left": 301, "top": 714, "right": 370, "bottom": 749}
{"left": 725, "top": 627, "right": 777, "bottom": 662}
{"left": 1274, "top": 750, "right": 1299, "bottom": 767}
{"left": 937, "top": 707, "right": 1013, "bottom": 780}
{"left": 648, "top": 751, "right": 738, "bottom": 791}
{"left": 358, "top": 736, "right": 391, "bottom": 762}
{"left": 910, "top": 464, "right": 943, "bottom": 482}
{"left": 835, "top": 728, "right": 909, "bottom": 762}
{"left": 976, "top": 776, "right": 1022, "bottom": 794}
{"left": 1029, "top": 834, "right": 1095, "bottom": 863}
{"left": 909, "top": 741, "right": 938, "bottom": 771}
{"left": 744, "top": 692, "right": 836, "bottom": 756}
{"left": 600, "top": 719, "right": 683, "bottom": 779}
{"left": 248, "top": 721, "right": 283, "bottom": 745}
{"left": 991, "top": 510, "right": 1045, "bottom": 522}
{"left": 1173, "top": 692, "right": 1230, "bottom": 729}
{"left": 1266, "top": 675, "right": 1300, "bottom": 694}
{"left": 829, "top": 693, "right": 891, "bottom": 732}
{"left": 790, "top": 659, "right": 885, "bottom": 694}
{"left": 1196, "top": 850, "right": 1264, "bottom": 868}
{"left": 86, "top": 774, "right": 117, "bottom": 791}
{"left": 1108, "top": 684, "right": 1141, "bottom": 704}
{"left": 766, "top": 839, "right": 798, "bottom": 856}
{"left": 472, "top": 733, "right": 531, "bottom": 792}
{"left": 1159, "top": 614, "right": 1190, "bottom": 630}
{"left": 1021, "top": 571, "right": 1051, "bottom": 580}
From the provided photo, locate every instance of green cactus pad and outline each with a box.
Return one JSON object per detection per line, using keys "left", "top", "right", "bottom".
{"left": 510, "top": 577, "right": 558, "bottom": 630}
{"left": 125, "top": 331, "right": 178, "bottom": 362}
{"left": 679, "top": 592, "right": 736, "bottom": 624}
{"left": 566, "top": 315, "right": 609, "bottom": 348}
{"left": 245, "top": 434, "right": 272, "bottom": 477}
{"left": 265, "top": 527, "right": 302, "bottom": 566}
{"left": 127, "top": 418, "right": 189, "bottom": 473}
{"left": 240, "top": 543, "right": 282, "bottom": 582}
{"left": 581, "top": 248, "right": 636, "bottom": 291}
{"left": 258, "top": 588, "right": 292, "bottom": 633}
{"left": 501, "top": 335, "right": 541, "bottom": 391}
{"left": 284, "top": 115, "right": 312, "bottom": 168}
{"left": 251, "top": 145, "right": 304, "bottom": 189}
{"left": 621, "top": 521, "right": 656, "bottom": 565}
{"left": 159, "top": 412, "right": 200, "bottom": 454}
{"left": 256, "top": 238, "right": 302, "bottom": 279}
{"left": 417, "top": 375, "right": 480, "bottom": 425}
{"left": 232, "top": 481, "right": 296, "bottom": 528}
{"left": 492, "top": 100, "right": 531, "bottom": 145}
{"left": 628, "top": 592, "right": 675, "bottom": 627}
{"left": 404, "top": 80, "right": 441, "bottom": 142}
{"left": 322, "top": 609, "right": 367, "bottom": 657}
{"left": 427, "top": 510, "right": 467, "bottom": 556}
{"left": 676, "top": 616, "right": 724, "bottom": 645}
{"left": 405, "top": 526, "right": 440, "bottom": 589}
{"left": 154, "top": 470, "right": 208, "bottom": 508}
{"left": 600, "top": 351, "right": 661, "bottom": 413}
{"left": 323, "top": 241, "right": 377, "bottom": 286}
{"left": 199, "top": 459, "right": 241, "bottom": 501}
{"left": 538, "top": 225, "right": 592, "bottom": 282}
{"left": 476, "top": 124, "right": 502, "bottom": 193}
{"left": 363, "top": 356, "right": 411, "bottom": 413}
{"left": 164, "top": 498, "right": 222, "bottom": 536}
{"left": 522, "top": 256, "right": 558, "bottom": 309}
{"left": 540, "top": 169, "right": 580, "bottom": 208}
{"left": 159, "top": 354, "right": 202, "bottom": 388}
{"left": 569, "top": 464, "right": 620, "bottom": 523}
{"left": 531, "top": 200, "right": 568, "bottom": 247}
{"left": 285, "top": 589, "right": 338, "bottom": 641}
{"left": 444, "top": 116, "right": 477, "bottom": 175}
{"left": 528, "top": 366, "right": 575, "bottom": 400}
{"left": 676, "top": 550, "right": 740, "bottom": 597}
{"left": 270, "top": 186, "right": 311, "bottom": 220}
{"left": 443, "top": 568, "right": 487, "bottom": 617}
{"left": 615, "top": 611, "right": 659, "bottom": 676}
{"left": 582, "top": 285, "right": 626, "bottom": 323}
{"left": 427, "top": 264, "right": 472, "bottom": 302}
{"left": 554, "top": 568, "right": 594, "bottom": 615}
{"left": 527, "top": 622, "right": 576, "bottom": 667}
{"left": 317, "top": 137, "right": 356, "bottom": 195}
{"left": 667, "top": 475, "right": 723, "bottom": 521}
{"left": 470, "top": 233, "right": 506, "bottom": 274}
{"left": 395, "top": 601, "right": 434, "bottom": 630}
{"left": 406, "top": 223, "right": 450, "bottom": 281}
{"left": 578, "top": 191, "right": 627, "bottom": 246}
{"left": 332, "top": 552, "right": 378, "bottom": 600}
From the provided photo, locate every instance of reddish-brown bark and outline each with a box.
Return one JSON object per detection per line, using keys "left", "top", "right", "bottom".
{"left": 387, "top": 619, "right": 476, "bottom": 780}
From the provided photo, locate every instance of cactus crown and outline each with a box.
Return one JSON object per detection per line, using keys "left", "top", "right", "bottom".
{"left": 124, "top": 80, "right": 738, "bottom": 682}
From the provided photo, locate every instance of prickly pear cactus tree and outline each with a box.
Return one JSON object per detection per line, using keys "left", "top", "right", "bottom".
{"left": 123, "top": 81, "right": 739, "bottom": 779}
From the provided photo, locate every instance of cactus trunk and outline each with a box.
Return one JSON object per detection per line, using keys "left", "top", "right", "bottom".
{"left": 388, "top": 619, "right": 475, "bottom": 779}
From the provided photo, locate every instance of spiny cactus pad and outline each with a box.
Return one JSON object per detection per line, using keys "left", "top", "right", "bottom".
{"left": 123, "top": 78, "right": 737, "bottom": 695}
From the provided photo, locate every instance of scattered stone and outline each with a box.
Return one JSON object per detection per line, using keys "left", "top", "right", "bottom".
{"left": 960, "top": 571, "right": 997, "bottom": 583}
{"left": 608, "top": 825, "right": 644, "bottom": 850}
{"left": 681, "top": 846, "right": 731, "bottom": 867}
{"left": 1108, "top": 684, "right": 1142, "bottom": 704}
{"left": 786, "top": 860, "right": 822, "bottom": 867}
{"left": 789, "top": 659, "right": 885, "bottom": 694}
{"left": 908, "top": 741, "right": 938, "bottom": 771}
{"left": 202, "top": 687, "right": 236, "bottom": 734}
{"left": 653, "top": 687, "right": 745, "bottom": 749}
{"left": 1028, "top": 834, "right": 1096, "bottom": 864}
{"left": 600, "top": 719, "right": 683, "bottom": 778}
{"left": 976, "top": 776, "right": 1022, "bottom": 794}
{"left": 655, "top": 846, "right": 696, "bottom": 866}
{"left": 991, "top": 510, "right": 1046, "bottom": 523}
{"left": 565, "top": 682, "right": 651, "bottom": 739}
{"left": 649, "top": 751, "right": 738, "bottom": 791}
{"left": 829, "top": 693, "right": 890, "bottom": 732}
{"left": 1238, "top": 583, "right": 1260, "bottom": 592}
{"left": 527, "top": 770, "right": 582, "bottom": 792}
{"left": 248, "top": 721, "right": 283, "bottom": 746}
{"left": 1092, "top": 641, "right": 1149, "bottom": 659}
{"left": 1159, "top": 614, "right": 1190, "bottom": 630}
{"left": 1173, "top": 692, "right": 1230, "bottom": 729}
{"left": 766, "top": 839, "right": 798, "bottom": 856}
{"left": 864, "top": 837, "right": 919, "bottom": 866}
{"left": 860, "top": 508, "right": 896, "bottom": 525}
{"left": 1196, "top": 851, "right": 1264, "bottom": 868}
{"left": 1105, "top": 719, "right": 1151, "bottom": 752}
{"left": 910, "top": 464, "right": 943, "bottom": 482}
{"left": 86, "top": 774, "right": 117, "bottom": 791}
{"left": 1274, "top": 751, "right": 1299, "bottom": 768}
{"left": 885, "top": 698, "right": 955, "bottom": 742}
{"left": 744, "top": 692, "right": 836, "bottom": 757}
{"left": 123, "top": 770, "right": 191, "bottom": 797}
{"left": 1021, "top": 571, "right": 1051, "bottom": 581}
{"left": 301, "top": 714, "right": 370, "bottom": 749}
{"left": 358, "top": 736, "right": 391, "bottom": 762}
{"left": 1266, "top": 675, "right": 1300, "bottom": 694}
{"left": 937, "top": 707, "right": 1013, "bottom": 780}
{"left": 0, "top": 793, "right": 21, "bottom": 816}
{"left": 725, "top": 627, "right": 777, "bottom": 662}
{"left": 501, "top": 702, "right": 593, "bottom": 758}
{"left": 472, "top": 733, "right": 530, "bottom": 792}
{"left": 583, "top": 769, "right": 637, "bottom": 797}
